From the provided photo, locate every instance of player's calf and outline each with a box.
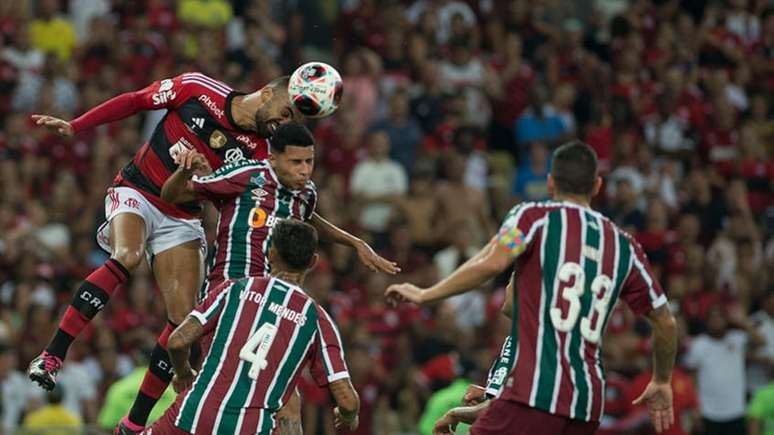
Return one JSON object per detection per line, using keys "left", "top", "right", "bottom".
{"left": 29, "top": 258, "right": 131, "bottom": 390}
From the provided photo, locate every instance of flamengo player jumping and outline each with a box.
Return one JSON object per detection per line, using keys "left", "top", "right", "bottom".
{"left": 386, "top": 141, "right": 678, "bottom": 435}
{"left": 27, "top": 72, "right": 391, "bottom": 432}
{"left": 145, "top": 219, "right": 359, "bottom": 435}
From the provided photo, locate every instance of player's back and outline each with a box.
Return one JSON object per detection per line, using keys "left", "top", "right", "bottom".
{"left": 497, "top": 201, "right": 666, "bottom": 422}
{"left": 174, "top": 276, "right": 346, "bottom": 434}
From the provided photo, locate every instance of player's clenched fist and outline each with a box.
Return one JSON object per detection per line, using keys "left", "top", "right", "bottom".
{"left": 333, "top": 407, "right": 359, "bottom": 431}
{"left": 31, "top": 114, "right": 74, "bottom": 137}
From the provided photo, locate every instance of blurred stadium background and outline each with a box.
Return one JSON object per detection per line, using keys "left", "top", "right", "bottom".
{"left": 0, "top": 0, "right": 772, "bottom": 434}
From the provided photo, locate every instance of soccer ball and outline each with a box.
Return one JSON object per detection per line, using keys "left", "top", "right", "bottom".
{"left": 288, "top": 62, "right": 343, "bottom": 118}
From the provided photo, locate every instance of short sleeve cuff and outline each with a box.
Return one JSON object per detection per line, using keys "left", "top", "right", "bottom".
{"left": 652, "top": 294, "right": 668, "bottom": 310}
{"left": 327, "top": 371, "right": 350, "bottom": 383}
{"left": 189, "top": 311, "right": 207, "bottom": 325}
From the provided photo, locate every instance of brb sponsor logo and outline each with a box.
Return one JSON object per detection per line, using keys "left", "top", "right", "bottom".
{"left": 248, "top": 207, "right": 278, "bottom": 229}
{"left": 152, "top": 79, "right": 176, "bottom": 105}
{"left": 198, "top": 94, "right": 225, "bottom": 118}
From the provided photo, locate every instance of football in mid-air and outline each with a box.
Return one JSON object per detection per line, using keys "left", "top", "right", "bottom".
{"left": 288, "top": 62, "right": 343, "bottom": 118}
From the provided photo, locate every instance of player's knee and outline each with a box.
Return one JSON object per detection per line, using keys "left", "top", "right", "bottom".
{"left": 112, "top": 248, "right": 143, "bottom": 272}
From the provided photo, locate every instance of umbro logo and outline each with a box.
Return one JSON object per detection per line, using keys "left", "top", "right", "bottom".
{"left": 190, "top": 117, "right": 205, "bottom": 129}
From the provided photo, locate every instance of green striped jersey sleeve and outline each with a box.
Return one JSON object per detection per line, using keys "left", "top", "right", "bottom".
{"left": 485, "top": 336, "right": 514, "bottom": 398}
{"left": 191, "top": 159, "right": 264, "bottom": 201}
{"left": 189, "top": 281, "right": 232, "bottom": 333}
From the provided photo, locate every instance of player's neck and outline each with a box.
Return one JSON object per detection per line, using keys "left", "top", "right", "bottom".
{"left": 272, "top": 270, "right": 305, "bottom": 286}
{"left": 552, "top": 193, "right": 591, "bottom": 208}
{"left": 230, "top": 94, "right": 259, "bottom": 130}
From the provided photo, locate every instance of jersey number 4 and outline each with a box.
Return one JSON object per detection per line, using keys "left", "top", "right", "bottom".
{"left": 550, "top": 262, "right": 613, "bottom": 344}
{"left": 239, "top": 323, "right": 278, "bottom": 379}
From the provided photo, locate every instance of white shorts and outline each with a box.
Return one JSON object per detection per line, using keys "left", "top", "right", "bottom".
{"left": 97, "top": 187, "right": 206, "bottom": 263}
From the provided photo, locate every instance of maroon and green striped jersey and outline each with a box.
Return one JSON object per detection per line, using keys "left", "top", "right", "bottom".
{"left": 493, "top": 201, "right": 667, "bottom": 422}
{"left": 173, "top": 276, "right": 349, "bottom": 434}
{"left": 192, "top": 159, "right": 317, "bottom": 294}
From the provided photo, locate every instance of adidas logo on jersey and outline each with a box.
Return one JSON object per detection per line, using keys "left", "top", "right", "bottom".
{"left": 190, "top": 117, "right": 205, "bottom": 129}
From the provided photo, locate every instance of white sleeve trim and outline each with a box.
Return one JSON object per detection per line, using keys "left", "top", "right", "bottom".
{"left": 485, "top": 387, "right": 501, "bottom": 398}
{"left": 327, "top": 371, "right": 351, "bottom": 383}
{"left": 189, "top": 311, "right": 207, "bottom": 325}
{"left": 652, "top": 294, "right": 668, "bottom": 309}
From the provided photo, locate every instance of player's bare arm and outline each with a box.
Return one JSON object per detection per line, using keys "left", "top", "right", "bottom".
{"left": 276, "top": 392, "right": 303, "bottom": 435}
{"left": 385, "top": 238, "right": 511, "bottom": 305}
{"left": 167, "top": 317, "right": 204, "bottom": 393}
{"left": 632, "top": 305, "right": 677, "bottom": 433}
{"left": 309, "top": 212, "right": 400, "bottom": 274}
{"left": 432, "top": 400, "right": 491, "bottom": 435}
{"left": 161, "top": 149, "right": 213, "bottom": 204}
{"left": 329, "top": 378, "right": 360, "bottom": 431}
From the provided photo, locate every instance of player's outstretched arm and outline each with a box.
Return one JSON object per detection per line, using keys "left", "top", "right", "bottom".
{"left": 32, "top": 87, "right": 161, "bottom": 137}
{"left": 167, "top": 318, "right": 204, "bottom": 393}
{"left": 329, "top": 378, "right": 360, "bottom": 431}
{"left": 385, "top": 239, "right": 511, "bottom": 306}
{"left": 309, "top": 212, "right": 400, "bottom": 274}
{"left": 161, "top": 149, "right": 212, "bottom": 204}
{"left": 633, "top": 305, "right": 677, "bottom": 433}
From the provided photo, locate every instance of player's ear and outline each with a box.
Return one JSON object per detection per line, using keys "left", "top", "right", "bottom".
{"left": 307, "top": 253, "right": 319, "bottom": 271}
{"left": 258, "top": 87, "right": 274, "bottom": 105}
{"left": 591, "top": 176, "right": 603, "bottom": 197}
{"left": 547, "top": 173, "right": 555, "bottom": 196}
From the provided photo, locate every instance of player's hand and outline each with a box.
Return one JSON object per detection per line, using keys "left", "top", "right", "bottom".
{"left": 172, "top": 368, "right": 197, "bottom": 393}
{"left": 354, "top": 239, "right": 400, "bottom": 274}
{"left": 462, "top": 384, "right": 487, "bottom": 406}
{"left": 384, "top": 283, "right": 425, "bottom": 306}
{"left": 432, "top": 412, "right": 459, "bottom": 435}
{"left": 632, "top": 379, "right": 674, "bottom": 433}
{"left": 175, "top": 149, "right": 212, "bottom": 175}
{"left": 31, "top": 114, "right": 74, "bottom": 137}
{"left": 333, "top": 407, "right": 359, "bottom": 431}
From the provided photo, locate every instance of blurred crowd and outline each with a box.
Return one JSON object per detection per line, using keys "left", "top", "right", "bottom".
{"left": 0, "top": 0, "right": 772, "bottom": 434}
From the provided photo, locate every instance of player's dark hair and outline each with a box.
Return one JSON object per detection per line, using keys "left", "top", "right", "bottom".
{"left": 550, "top": 140, "right": 598, "bottom": 196}
{"left": 272, "top": 219, "right": 318, "bottom": 271}
{"left": 269, "top": 122, "right": 315, "bottom": 153}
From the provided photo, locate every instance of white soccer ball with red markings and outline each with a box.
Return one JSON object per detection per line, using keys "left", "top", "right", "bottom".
{"left": 288, "top": 62, "right": 343, "bottom": 118}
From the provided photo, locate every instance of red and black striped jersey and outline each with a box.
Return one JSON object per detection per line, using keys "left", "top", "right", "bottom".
{"left": 72, "top": 72, "right": 269, "bottom": 219}
{"left": 493, "top": 201, "right": 667, "bottom": 422}
{"left": 175, "top": 276, "right": 349, "bottom": 434}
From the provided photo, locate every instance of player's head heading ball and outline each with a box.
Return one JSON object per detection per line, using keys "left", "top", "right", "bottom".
{"left": 268, "top": 122, "right": 315, "bottom": 190}
{"left": 548, "top": 140, "right": 601, "bottom": 199}
{"left": 269, "top": 219, "right": 319, "bottom": 273}
{"left": 253, "top": 76, "right": 303, "bottom": 139}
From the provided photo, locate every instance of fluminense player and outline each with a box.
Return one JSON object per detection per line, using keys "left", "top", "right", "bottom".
{"left": 387, "top": 141, "right": 678, "bottom": 435}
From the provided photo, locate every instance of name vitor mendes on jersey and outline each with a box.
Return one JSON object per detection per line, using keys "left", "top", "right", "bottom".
{"left": 115, "top": 72, "right": 267, "bottom": 219}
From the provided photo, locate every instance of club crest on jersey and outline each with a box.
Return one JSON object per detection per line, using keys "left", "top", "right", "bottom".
{"left": 209, "top": 130, "right": 227, "bottom": 149}
{"left": 224, "top": 148, "right": 244, "bottom": 163}
{"left": 250, "top": 174, "right": 266, "bottom": 188}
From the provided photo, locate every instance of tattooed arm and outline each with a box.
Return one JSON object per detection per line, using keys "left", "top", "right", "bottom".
{"left": 167, "top": 318, "right": 204, "bottom": 393}
{"left": 275, "top": 389, "right": 303, "bottom": 435}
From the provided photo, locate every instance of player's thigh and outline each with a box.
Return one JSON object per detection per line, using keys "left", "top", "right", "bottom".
{"left": 99, "top": 187, "right": 153, "bottom": 272}
{"left": 152, "top": 239, "right": 205, "bottom": 324}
